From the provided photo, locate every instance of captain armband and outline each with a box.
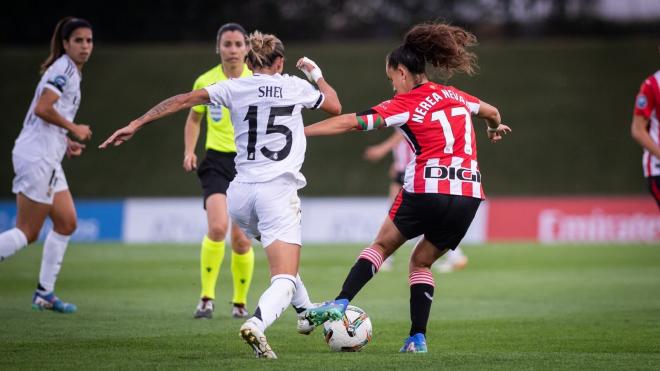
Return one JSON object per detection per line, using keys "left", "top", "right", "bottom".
{"left": 356, "top": 109, "right": 387, "bottom": 131}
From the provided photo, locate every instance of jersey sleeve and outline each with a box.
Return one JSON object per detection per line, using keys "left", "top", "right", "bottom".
{"left": 295, "top": 77, "right": 324, "bottom": 110}
{"left": 370, "top": 97, "right": 410, "bottom": 128}
{"left": 634, "top": 78, "right": 656, "bottom": 119}
{"left": 43, "top": 60, "right": 71, "bottom": 97}
{"left": 191, "top": 76, "right": 207, "bottom": 114}
{"left": 463, "top": 92, "right": 481, "bottom": 115}
{"left": 204, "top": 80, "right": 232, "bottom": 110}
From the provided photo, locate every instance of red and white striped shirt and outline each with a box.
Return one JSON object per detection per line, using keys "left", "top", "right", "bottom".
{"left": 371, "top": 82, "right": 484, "bottom": 199}
{"left": 634, "top": 71, "right": 660, "bottom": 178}
{"left": 392, "top": 138, "right": 414, "bottom": 173}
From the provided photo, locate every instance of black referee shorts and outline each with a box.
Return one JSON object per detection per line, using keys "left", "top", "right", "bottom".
{"left": 197, "top": 149, "right": 237, "bottom": 208}
{"left": 388, "top": 189, "right": 481, "bottom": 250}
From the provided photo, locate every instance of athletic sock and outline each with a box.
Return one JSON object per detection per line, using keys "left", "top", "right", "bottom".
{"left": 36, "top": 283, "right": 49, "bottom": 296}
{"left": 0, "top": 228, "right": 28, "bottom": 262}
{"left": 200, "top": 235, "right": 225, "bottom": 300}
{"left": 408, "top": 270, "right": 435, "bottom": 336}
{"left": 39, "top": 230, "right": 70, "bottom": 292}
{"left": 231, "top": 247, "right": 254, "bottom": 305}
{"left": 446, "top": 247, "right": 465, "bottom": 263}
{"left": 251, "top": 274, "right": 296, "bottom": 331}
{"left": 291, "top": 274, "right": 313, "bottom": 313}
{"left": 336, "top": 247, "right": 384, "bottom": 301}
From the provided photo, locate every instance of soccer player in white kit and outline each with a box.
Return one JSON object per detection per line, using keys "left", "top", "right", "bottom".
{"left": 0, "top": 17, "right": 93, "bottom": 313}
{"left": 100, "top": 31, "right": 341, "bottom": 358}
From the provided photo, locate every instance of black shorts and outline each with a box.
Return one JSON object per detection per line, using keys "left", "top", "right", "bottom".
{"left": 197, "top": 149, "right": 237, "bottom": 207}
{"left": 647, "top": 176, "right": 660, "bottom": 209}
{"left": 388, "top": 189, "right": 481, "bottom": 250}
{"left": 392, "top": 171, "right": 405, "bottom": 186}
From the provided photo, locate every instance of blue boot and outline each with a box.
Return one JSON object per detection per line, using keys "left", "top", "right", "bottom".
{"left": 303, "top": 298, "right": 348, "bottom": 326}
{"left": 32, "top": 291, "right": 77, "bottom": 313}
{"left": 400, "top": 333, "right": 428, "bottom": 353}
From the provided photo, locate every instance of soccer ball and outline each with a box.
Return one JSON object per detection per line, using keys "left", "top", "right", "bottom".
{"left": 322, "top": 305, "right": 372, "bottom": 352}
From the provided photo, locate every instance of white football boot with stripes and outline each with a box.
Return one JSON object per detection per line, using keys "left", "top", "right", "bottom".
{"left": 239, "top": 319, "right": 277, "bottom": 359}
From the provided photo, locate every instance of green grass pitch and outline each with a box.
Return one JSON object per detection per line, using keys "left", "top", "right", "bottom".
{"left": 1, "top": 243, "right": 659, "bottom": 370}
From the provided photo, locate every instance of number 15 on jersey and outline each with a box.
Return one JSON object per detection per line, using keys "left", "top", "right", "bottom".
{"left": 244, "top": 105, "right": 295, "bottom": 162}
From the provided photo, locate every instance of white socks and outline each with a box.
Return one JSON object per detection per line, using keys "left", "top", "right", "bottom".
{"left": 38, "top": 230, "right": 70, "bottom": 293}
{"left": 291, "top": 274, "right": 313, "bottom": 311}
{"left": 446, "top": 247, "right": 465, "bottom": 263}
{"left": 0, "top": 228, "right": 28, "bottom": 262}
{"left": 252, "top": 274, "right": 296, "bottom": 332}
{"left": 0, "top": 228, "right": 71, "bottom": 294}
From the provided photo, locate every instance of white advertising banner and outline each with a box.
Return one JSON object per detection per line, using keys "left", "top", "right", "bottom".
{"left": 123, "top": 197, "right": 488, "bottom": 244}
{"left": 123, "top": 198, "right": 207, "bottom": 243}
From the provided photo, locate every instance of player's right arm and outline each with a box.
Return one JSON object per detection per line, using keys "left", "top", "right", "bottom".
{"left": 630, "top": 79, "right": 660, "bottom": 158}
{"left": 631, "top": 114, "right": 660, "bottom": 158}
{"left": 99, "top": 89, "right": 210, "bottom": 149}
{"left": 183, "top": 110, "right": 203, "bottom": 171}
{"left": 34, "top": 89, "right": 92, "bottom": 141}
{"left": 305, "top": 109, "right": 387, "bottom": 137}
{"left": 304, "top": 113, "right": 358, "bottom": 137}
{"left": 364, "top": 131, "right": 403, "bottom": 162}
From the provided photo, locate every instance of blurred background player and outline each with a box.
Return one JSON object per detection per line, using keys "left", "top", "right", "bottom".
{"left": 0, "top": 17, "right": 93, "bottom": 313}
{"left": 303, "top": 21, "right": 510, "bottom": 353}
{"left": 364, "top": 132, "right": 469, "bottom": 273}
{"left": 630, "top": 67, "right": 660, "bottom": 209}
{"left": 183, "top": 23, "right": 255, "bottom": 320}
{"left": 100, "top": 31, "right": 341, "bottom": 358}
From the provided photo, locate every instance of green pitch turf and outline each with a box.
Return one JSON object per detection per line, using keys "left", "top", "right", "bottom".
{"left": 1, "top": 243, "right": 659, "bottom": 370}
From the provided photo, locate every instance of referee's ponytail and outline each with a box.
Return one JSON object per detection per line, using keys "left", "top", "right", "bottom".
{"left": 387, "top": 22, "right": 478, "bottom": 80}
{"left": 40, "top": 17, "right": 92, "bottom": 74}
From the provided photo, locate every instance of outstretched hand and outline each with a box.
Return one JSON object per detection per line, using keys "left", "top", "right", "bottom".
{"left": 99, "top": 122, "right": 138, "bottom": 149}
{"left": 488, "top": 124, "right": 512, "bottom": 143}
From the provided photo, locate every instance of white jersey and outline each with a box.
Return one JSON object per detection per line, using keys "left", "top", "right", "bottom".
{"left": 13, "top": 55, "right": 81, "bottom": 166}
{"left": 205, "top": 73, "right": 324, "bottom": 186}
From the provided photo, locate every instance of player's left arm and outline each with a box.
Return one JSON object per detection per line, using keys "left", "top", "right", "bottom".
{"left": 316, "top": 78, "right": 341, "bottom": 115}
{"left": 304, "top": 109, "right": 388, "bottom": 137}
{"left": 99, "top": 89, "right": 210, "bottom": 148}
{"left": 296, "top": 57, "right": 341, "bottom": 115}
{"left": 477, "top": 100, "right": 511, "bottom": 143}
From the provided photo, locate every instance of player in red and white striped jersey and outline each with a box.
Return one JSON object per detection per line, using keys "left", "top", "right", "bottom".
{"left": 363, "top": 132, "right": 469, "bottom": 273}
{"left": 303, "top": 22, "right": 510, "bottom": 353}
{"left": 631, "top": 70, "right": 660, "bottom": 208}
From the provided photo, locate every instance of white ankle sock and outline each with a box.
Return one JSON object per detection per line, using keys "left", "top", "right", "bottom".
{"left": 39, "top": 230, "right": 70, "bottom": 292}
{"left": 252, "top": 274, "right": 296, "bottom": 332}
{"left": 291, "top": 274, "right": 313, "bottom": 311}
{"left": 0, "top": 228, "right": 28, "bottom": 262}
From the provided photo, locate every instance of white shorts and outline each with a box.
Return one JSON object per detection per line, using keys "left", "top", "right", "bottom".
{"left": 227, "top": 176, "right": 302, "bottom": 248}
{"left": 11, "top": 155, "right": 68, "bottom": 205}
